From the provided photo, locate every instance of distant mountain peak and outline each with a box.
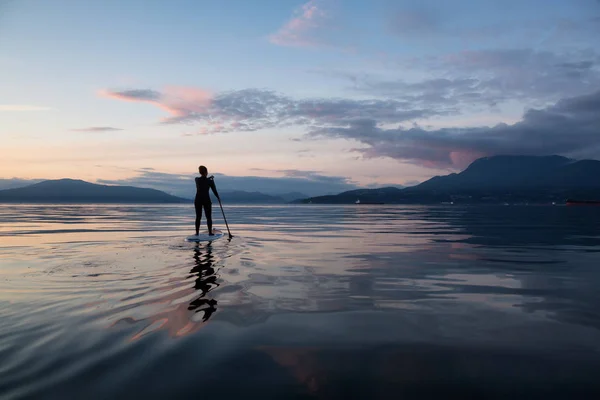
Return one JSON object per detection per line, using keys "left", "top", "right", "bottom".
{"left": 32, "top": 178, "right": 96, "bottom": 187}
{"left": 300, "top": 155, "right": 600, "bottom": 204}
{"left": 465, "top": 154, "right": 573, "bottom": 170}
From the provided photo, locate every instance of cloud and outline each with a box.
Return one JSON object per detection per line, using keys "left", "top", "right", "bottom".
{"left": 434, "top": 49, "right": 600, "bottom": 105}
{"left": 249, "top": 168, "right": 351, "bottom": 183}
{"left": 97, "top": 169, "right": 359, "bottom": 198}
{"left": 279, "top": 169, "right": 330, "bottom": 179}
{"left": 102, "top": 89, "right": 162, "bottom": 102}
{"left": 103, "top": 87, "right": 442, "bottom": 134}
{"left": 340, "top": 48, "right": 600, "bottom": 110}
{"left": 352, "top": 77, "right": 487, "bottom": 108}
{"left": 0, "top": 105, "right": 52, "bottom": 111}
{"left": 438, "top": 48, "right": 599, "bottom": 76}
{"left": 71, "top": 126, "right": 123, "bottom": 132}
{"left": 100, "top": 87, "right": 213, "bottom": 123}
{"left": 379, "top": 3, "right": 600, "bottom": 108}
{"left": 308, "top": 90, "right": 600, "bottom": 169}
{"left": 269, "top": 0, "right": 329, "bottom": 47}
{"left": 101, "top": 48, "right": 600, "bottom": 172}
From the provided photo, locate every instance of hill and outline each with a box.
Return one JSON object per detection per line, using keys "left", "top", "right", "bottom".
{"left": 277, "top": 192, "right": 309, "bottom": 202}
{"left": 216, "top": 191, "right": 286, "bottom": 204}
{"left": 301, "top": 155, "right": 600, "bottom": 204}
{"left": 414, "top": 155, "right": 599, "bottom": 191}
{"left": 293, "top": 187, "right": 403, "bottom": 204}
{"left": 214, "top": 191, "right": 308, "bottom": 203}
{"left": 0, "top": 179, "right": 189, "bottom": 203}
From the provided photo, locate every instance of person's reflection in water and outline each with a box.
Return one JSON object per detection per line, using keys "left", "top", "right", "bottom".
{"left": 188, "top": 242, "right": 220, "bottom": 322}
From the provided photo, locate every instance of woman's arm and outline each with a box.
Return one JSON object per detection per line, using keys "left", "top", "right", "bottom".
{"left": 209, "top": 177, "right": 220, "bottom": 199}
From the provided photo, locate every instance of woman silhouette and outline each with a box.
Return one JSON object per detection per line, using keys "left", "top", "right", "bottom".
{"left": 194, "top": 165, "right": 220, "bottom": 236}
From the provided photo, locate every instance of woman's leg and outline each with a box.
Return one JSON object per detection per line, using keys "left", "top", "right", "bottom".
{"left": 204, "top": 202, "right": 213, "bottom": 234}
{"left": 195, "top": 201, "right": 203, "bottom": 235}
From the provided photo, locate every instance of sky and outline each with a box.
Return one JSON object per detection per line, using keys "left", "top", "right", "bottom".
{"left": 1, "top": 0, "right": 599, "bottom": 196}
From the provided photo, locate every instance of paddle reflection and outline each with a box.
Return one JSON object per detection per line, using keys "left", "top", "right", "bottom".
{"left": 188, "top": 242, "right": 220, "bottom": 322}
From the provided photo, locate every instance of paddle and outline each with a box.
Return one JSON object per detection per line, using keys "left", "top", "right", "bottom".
{"left": 217, "top": 197, "right": 233, "bottom": 239}
{"left": 210, "top": 176, "right": 233, "bottom": 239}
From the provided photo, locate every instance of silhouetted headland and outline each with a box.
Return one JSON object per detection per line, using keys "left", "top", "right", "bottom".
{"left": 299, "top": 155, "right": 600, "bottom": 205}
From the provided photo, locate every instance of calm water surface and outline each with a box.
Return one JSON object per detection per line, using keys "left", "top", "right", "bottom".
{"left": 1, "top": 204, "right": 600, "bottom": 399}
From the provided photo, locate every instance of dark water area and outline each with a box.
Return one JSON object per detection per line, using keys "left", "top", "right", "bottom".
{"left": 1, "top": 204, "right": 600, "bottom": 399}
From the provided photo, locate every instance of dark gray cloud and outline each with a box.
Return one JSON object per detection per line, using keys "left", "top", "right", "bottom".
{"left": 107, "top": 89, "right": 162, "bottom": 102}
{"left": 97, "top": 169, "right": 359, "bottom": 198}
{"left": 104, "top": 83, "right": 600, "bottom": 171}
{"left": 308, "top": 90, "right": 600, "bottom": 169}
{"left": 103, "top": 46, "right": 600, "bottom": 171}
{"left": 71, "top": 126, "right": 123, "bottom": 132}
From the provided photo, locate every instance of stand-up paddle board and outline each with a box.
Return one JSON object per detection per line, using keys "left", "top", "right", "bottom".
{"left": 185, "top": 229, "right": 225, "bottom": 242}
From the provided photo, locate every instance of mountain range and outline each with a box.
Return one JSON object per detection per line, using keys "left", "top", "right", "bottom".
{"left": 2, "top": 156, "right": 599, "bottom": 204}
{"left": 0, "top": 179, "right": 189, "bottom": 203}
{"left": 208, "top": 190, "right": 307, "bottom": 204}
{"left": 300, "top": 155, "right": 600, "bottom": 204}
{"left": 0, "top": 179, "right": 308, "bottom": 204}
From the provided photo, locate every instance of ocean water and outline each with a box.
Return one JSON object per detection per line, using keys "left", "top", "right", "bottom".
{"left": 1, "top": 204, "right": 600, "bottom": 399}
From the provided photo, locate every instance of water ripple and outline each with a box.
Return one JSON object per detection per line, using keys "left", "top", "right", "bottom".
{"left": 1, "top": 204, "right": 600, "bottom": 398}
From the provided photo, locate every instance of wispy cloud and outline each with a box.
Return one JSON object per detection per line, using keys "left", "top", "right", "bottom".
{"left": 0, "top": 105, "right": 52, "bottom": 111}
{"left": 250, "top": 168, "right": 340, "bottom": 181}
{"left": 329, "top": 48, "right": 600, "bottom": 110}
{"left": 71, "top": 126, "right": 123, "bottom": 132}
{"left": 269, "top": 0, "right": 329, "bottom": 47}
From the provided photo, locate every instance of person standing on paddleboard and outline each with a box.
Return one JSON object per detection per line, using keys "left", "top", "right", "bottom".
{"left": 194, "top": 165, "right": 220, "bottom": 236}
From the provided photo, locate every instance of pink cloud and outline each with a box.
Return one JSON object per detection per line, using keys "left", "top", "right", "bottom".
{"left": 100, "top": 87, "right": 213, "bottom": 123}
{"left": 159, "top": 86, "right": 213, "bottom": 122}
{"left": 71, "top": 126, "right": 123, "bottom": 132}
{"left": 269, "top": 0, "right": 328, "bottom": 47}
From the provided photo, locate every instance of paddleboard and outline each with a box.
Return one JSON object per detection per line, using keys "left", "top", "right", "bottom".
{"left": 185, "top": 229, "right": 225, "bottom": 242}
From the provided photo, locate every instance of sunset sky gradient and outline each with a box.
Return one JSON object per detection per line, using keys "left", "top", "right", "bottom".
{"left": 2, "top": 0, "right": 599, "bottom": 196}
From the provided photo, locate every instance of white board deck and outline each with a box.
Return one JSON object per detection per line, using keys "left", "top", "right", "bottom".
{"left": 185, "top": 229, "right": 225, "bottom": 242}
